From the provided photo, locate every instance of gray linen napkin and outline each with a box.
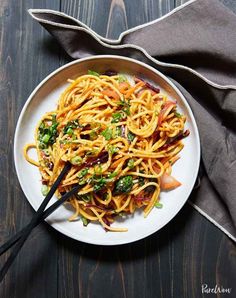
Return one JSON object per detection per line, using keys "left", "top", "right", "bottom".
{"left": 28, "top": 0, "right": 236, "bottom": 241}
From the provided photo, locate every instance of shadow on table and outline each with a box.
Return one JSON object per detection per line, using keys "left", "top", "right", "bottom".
{"left": 51, "top": 201, "right": 196, "bottom": 263}
{"left": 0, "top": 203, "right": 201, "bottom": 297}
{"left": 41, "top": 35, "right": 73, "bottom": 64}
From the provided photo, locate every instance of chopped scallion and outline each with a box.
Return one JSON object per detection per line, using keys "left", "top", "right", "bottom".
{"left": 77, "top": 193, "right": 92, "bottom": 202}
{"left": 107, "top": 145, "right": 118, "bottom": 155}
{"left": 88, "top": 70, "right": 100, "bottom": 77}
{"left": 127, "top": 131, "right": 135, "bottom": 142}
{"left": 78, "top": 168, "right": 89, "bottom": 179}
{"left": 66, "top": 127, "right": 74, "bottom": 136}
{"left": 127, "top": 159, "right": 135, "bottom": 169}
{"left": 155, "top": 202, "right": 163, "bottom": 209}
{"left": 118, "top": 75, "right": 127, "bottom": 83}
{"left": 41, "top": 184, "right": 49, "bottom": 196}
{"left": 70, "top": 156, "right": 82, "bottom": 165}
{"left": 107, "top": 172, "right": 117, "bottom": 179}
{"left": 111, "top": 112, "right": 122, "bottom": 123}
{"left": 174, "top": 111, "right": 182, "bottom": 118}
{"left": 101, "top": 127, "right": 113, "bottom": 141}
{"left": 81, "top": 216, "right": 89, "bottom": 226}
{"left": 42, "top": 134, "right": 50, "bottom": 143}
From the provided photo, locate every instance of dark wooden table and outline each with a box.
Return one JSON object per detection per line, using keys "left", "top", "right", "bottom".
{"left": 0, "top": 0, "right": 235, "bottom": 297}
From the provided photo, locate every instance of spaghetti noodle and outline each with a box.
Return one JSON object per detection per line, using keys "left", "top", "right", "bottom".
{"left": 24, "top": 71, "right": 189, "bottom": 232}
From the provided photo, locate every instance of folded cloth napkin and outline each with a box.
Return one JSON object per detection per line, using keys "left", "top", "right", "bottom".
{"left": 28, "top": 0, "right": 236, "bottom": 241}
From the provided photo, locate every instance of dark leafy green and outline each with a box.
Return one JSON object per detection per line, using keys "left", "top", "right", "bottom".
{"left": 127, "top": 131, "right": 135, "bottom": 143}
{"left": 111, "top": 112, "right": 124, "bottom": 123}
{"left": 90, "top": 171, "right": 117, "bottom": 193}
{"left": 138, "top": 176, "right": 145, "bottom": 186}
{"left": 77, "top": 193, "right": 92, "bottom": 202}
{"left": 38, "top": 114, "right": 58, "bottom": 149}
{"left": 119, "top": 99, "right": 131, "bottom": 115}
{"left": 63, "top": 119, "right": 81, "bottom": 135}
{"left": 113, "top": 176, "right": 133, "bottom": 195}
{"left": 92, "top": 177, "right": 107, "bottom": 193}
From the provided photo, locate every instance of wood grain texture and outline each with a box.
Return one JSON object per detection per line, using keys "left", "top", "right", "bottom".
{"left": 56, "top": 205, "right": 236, "bottom": 298}
{"left": 0, "top": 0, "right": 235, "bottom": 297}
{"left": 0, "top": 0, "right": 61, "bottom": 297}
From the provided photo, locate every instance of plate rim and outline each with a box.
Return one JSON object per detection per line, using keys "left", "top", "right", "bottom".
{"left": 14, "top": 55, "right": 201, "bottom": 245}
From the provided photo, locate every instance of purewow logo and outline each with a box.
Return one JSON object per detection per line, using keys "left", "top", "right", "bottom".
{"left": 201, "top": 284, "right": 232, "bottom": 294}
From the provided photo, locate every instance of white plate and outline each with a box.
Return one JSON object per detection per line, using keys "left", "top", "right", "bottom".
{"left": 14, "top": 55, "right": 200, "bottom": 245}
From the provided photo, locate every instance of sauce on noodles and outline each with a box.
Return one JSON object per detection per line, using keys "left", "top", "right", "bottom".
{"left": 24, "top": 71, "right": 189, "bottom": 232}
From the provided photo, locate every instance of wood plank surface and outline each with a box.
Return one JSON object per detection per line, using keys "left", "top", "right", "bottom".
{"left": 0, "top": 0, "right": 235, "bottom": 297}
{"left": 0, "top": 1, "right": 61, "bottom": 297}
